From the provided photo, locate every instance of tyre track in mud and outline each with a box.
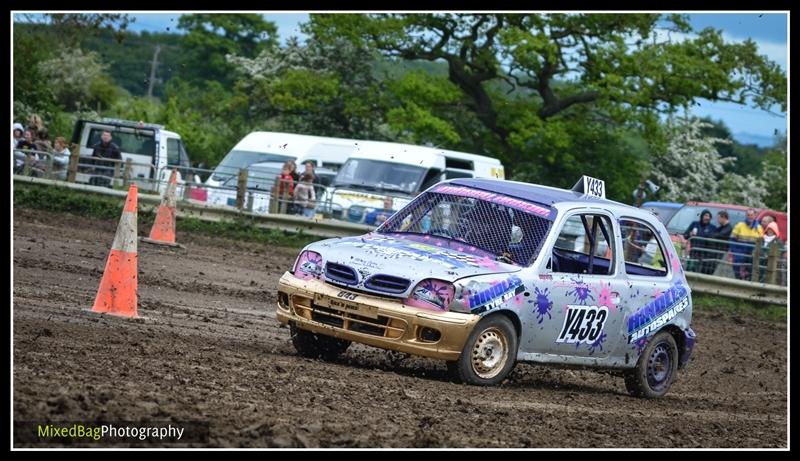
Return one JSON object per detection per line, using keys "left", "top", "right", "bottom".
{"left": 13, "top": 208, "right": 787, "bottom": 447}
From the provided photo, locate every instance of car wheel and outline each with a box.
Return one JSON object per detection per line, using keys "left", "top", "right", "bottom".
{"left": 290, "top": 324, "right": 351, "bottom": 361}
{"left": 624, "top": 331, "right": 678, "bottom": 398}
{"left": 448, "top": 315, "right": 517, "bottom": 386}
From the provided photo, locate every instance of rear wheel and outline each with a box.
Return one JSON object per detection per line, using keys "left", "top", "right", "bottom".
{"left": 448, "top": 315, "right": 518, "bottom": 386}
{"left": 624, "top": 331, "right": 678, "bottom": 398}
{"left": 290, "top": 324, "right": 351, "bottom": 361}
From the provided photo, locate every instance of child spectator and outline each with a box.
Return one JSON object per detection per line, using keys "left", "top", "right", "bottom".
{"left": 293, "top": 173, "right": 317, "bottom": 218}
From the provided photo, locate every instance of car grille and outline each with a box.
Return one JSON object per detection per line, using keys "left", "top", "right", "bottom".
{"left": 364, "top": 274, "right": 410, "bottom": 294}
{"left": 325, "top": 262, "right": 358, "bottom": 285}
{"left": 292, "top": 300, "right": 406, "bottom": 339}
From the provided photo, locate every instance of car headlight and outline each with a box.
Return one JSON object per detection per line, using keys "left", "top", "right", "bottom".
{"left": 404, "top": 279, "right": 455, "bottom": 311}
{"left": 293, "top": 250, "right": 323, "bottom": 280}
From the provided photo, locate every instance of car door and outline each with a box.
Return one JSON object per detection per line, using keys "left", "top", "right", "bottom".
{"left": 521, "top": 210, "right": 629, "bottom": 358}
{"left": 616, "top": 217, "right": 676, "bottom": 351}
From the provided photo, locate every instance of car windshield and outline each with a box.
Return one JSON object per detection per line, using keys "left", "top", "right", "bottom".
{"left": 87, "top": 128, "right": 156, "bottom": 157}
{"left": 334, "top": 159, "right": 426, "bottom": 195}
{"left": 666, "top": 205, "right": 748, "bottom": 234}
{"left": 222, "top": 164, "right": 282, "bottom": 190}
{"left": 211, "top": 150, "right": 294, "bottom": 182}
{"left": 378, "top": 184, "right": 553, "bottom": 266}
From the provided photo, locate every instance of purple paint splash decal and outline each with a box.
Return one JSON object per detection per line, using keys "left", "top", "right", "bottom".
{"left": 566, "top": 277, "right": 595, "bottom": 305}
{"left": 531, "top": 287, "right": 553, "bottom": 323}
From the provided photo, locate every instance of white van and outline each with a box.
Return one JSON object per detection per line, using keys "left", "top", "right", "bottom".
{"left": 71, "top": 118, "right": 191, "bottom": 191}
{"left": 205, "top": 131, "right": 361, "bottom": 208}
{"left": 328, "top": 141, "right": 505, "bottom": 223}
{"left": 206, "top": 132, "right": 359, "bottom": 186}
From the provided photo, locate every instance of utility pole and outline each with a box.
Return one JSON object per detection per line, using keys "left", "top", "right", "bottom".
{"left": 147, "top": 44, "right": 161, "bottom": 98}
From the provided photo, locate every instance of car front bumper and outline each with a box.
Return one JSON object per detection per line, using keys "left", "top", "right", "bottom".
{"left": 276, "top": 272, "right": 479, "bottom": 361}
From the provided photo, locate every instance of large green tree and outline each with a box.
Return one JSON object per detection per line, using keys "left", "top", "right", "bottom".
{"left": 177, "top": 14, "right": 278, "bottom": 87}
{"left": 307, "top": 13, "right": 787, "bottom": 180}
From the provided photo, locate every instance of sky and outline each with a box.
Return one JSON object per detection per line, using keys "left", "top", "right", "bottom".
{"left": 19, "top": 12, "right": 789, "bottom": 147}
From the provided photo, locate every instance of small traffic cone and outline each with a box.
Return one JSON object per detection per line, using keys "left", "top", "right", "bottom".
{"left": 92, "top": 184, "right": 138, "bottom": 318}
{"left": 142, "top": 169, "right": 181, "bottom": 247}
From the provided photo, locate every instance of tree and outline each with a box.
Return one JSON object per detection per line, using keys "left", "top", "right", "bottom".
{"left": 38, "top": 48, "right": 121, "bottom": 112}
{"left": 177, "top": 14, "right": 278, "bottom": 87}
{"left": 759, "top": 137, "right": 787, "bottom": 211}
{"left": 307, "top": 13, "right": 787, "bottom": 179}
{"left": 651, "top": 117, "right": 740, "bottom": 203}
{"left": 227, "top": 36, "right": 388, "bottom": 139}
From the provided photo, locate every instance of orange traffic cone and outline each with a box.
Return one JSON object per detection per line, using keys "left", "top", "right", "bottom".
{"left": 92, "top": 184, "right": 138, "bottom": 318}
{"left": 142, "top": 169, "right": 181, "bottom": 247}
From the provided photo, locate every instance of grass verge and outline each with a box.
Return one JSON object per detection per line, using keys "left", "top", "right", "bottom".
{"left": 692, "top": 293, "right": 786, "bottom": 323}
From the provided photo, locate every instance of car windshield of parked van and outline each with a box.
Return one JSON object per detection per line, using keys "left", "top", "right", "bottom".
{"left": 378, "top": 184, "right": 553, "bottom": 266}
{"left": 87, "top": 128, "right": 156, "bottom": 157}
{"left": 666, "top": 205, "right": 748, "bottom": 234}
{"left": 211, "top": 150, "right": 294, "bottom": 182}
{"left": 221, "top": 163, "right": 282, "bottom": 190}
{"left": 334, "top": 159, "right": 426, "bottom": 194}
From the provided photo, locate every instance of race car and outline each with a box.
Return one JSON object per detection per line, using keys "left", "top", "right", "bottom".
{"left": 276, "top": 175, "right": 695, "bottom": 398}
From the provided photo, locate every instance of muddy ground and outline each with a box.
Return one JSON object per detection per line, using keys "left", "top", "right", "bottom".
{"left": 12, "top": 207, "right": 787, "bottom": 448}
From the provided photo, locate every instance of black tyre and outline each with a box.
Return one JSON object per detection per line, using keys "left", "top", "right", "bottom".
{"left": 448, "top": 315, "right": 518, "bottom": 386}
{"left": 290, "top": 324, "right": 351, "bottom": 361}
{"left": 624, "top": 331, "right": 679, "bottom": 398}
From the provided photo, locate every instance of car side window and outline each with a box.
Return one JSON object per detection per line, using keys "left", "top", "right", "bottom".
{"left": 551, "top": 214, "right": 615, "bottom": 276}
{"left": 619, "top": 219, "right": 668, "bottom": 277}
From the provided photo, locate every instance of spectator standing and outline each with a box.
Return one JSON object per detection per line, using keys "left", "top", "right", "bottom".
{"left": 34, "top": 128, "right": 52, "bottom": 153}
{"left": 27, "top": 114, "right": 44, "bottom": 135}
{"left": 293, "top": 173, "right": 317, "bottom": 218}
{"left": 91, "top": 130, "right": 122, "bottom": 181}
{"left": 287, "top": 159, "right": 299, "bottom": 182}
{"left": 275, "top": 162, "right": 295, "bottom": 213}
{"left": 756, "top": 222, "right": 784, "bottom": 283}
{"left": 302, "top": 161, "right": 322, "bottom": 185}
{"left": 707, "top": 210, "right": 734, "bottom": 275}
{"left": 683, "top": 209, "right": 717, "bottom": 274}
{"left": 13, "top": 123, "right": 24, "bottom": 147}
{"left": 730, "top": 208, "right": 763, "bottom": 280}
{"left": 52, "top": 136, "right": 71, "bottom": 169}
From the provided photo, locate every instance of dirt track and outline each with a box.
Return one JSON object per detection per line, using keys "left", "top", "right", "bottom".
{"left": 13, "top": 207, "right": 787, "bottom": 448}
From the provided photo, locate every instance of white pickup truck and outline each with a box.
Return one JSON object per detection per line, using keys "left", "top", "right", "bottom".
{"left": 70, "top": 118, "right": 194, "bottom": 192}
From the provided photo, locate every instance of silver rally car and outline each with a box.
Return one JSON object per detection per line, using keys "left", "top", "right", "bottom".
{"left": 276, "top": 176, "right": 696, "bottom": 398}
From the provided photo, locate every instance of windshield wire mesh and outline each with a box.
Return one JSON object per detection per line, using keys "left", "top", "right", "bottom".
{"left": 379, "top": 190, "right": 553, "bottom": 266}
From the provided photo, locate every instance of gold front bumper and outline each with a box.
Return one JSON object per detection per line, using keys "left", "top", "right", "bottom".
{"left": 275, "top": 272, "right": 479, "bottom": 361}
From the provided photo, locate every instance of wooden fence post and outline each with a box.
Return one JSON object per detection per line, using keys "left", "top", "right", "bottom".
{"left": 67, "top": 147, "right": 80, "bottom": 183}
{"left": 236, "top": 168, "right": 248, "bottom": 210}
{"left": 751, "top": 239, "right": 762, "bottom": 282}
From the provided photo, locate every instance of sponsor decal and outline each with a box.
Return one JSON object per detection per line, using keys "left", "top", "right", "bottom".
{"left": 432, "top": 185, "right": 551, "bottom": 217}
{"left": 468, "top": 276, "right": 525, "bottom": 314}
{"left": 627, "top": 283, "right": 689, "bottom": 343}
{"left": 557, "top": 305, "right": 609, "bottom": 345}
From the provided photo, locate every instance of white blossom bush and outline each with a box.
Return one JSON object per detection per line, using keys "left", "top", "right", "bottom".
{"left": 38, "top": 48, "right": 109, "bottom": 111}
{"left": 651, "top": 116, "right": 735, "bottom": 202}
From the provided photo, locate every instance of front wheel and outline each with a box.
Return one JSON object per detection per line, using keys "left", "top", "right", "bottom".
{"left": 624, "top": 331, "right": 679, "bottom": 398}
{"left": 290, "top": 324, "right": 351, "bottom": 361}
{"left": 448, "top": 315, "right": 518, "bottom": 386}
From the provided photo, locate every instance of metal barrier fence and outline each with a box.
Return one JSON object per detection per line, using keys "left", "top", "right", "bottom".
{"left": 681, "top": 235, "right": 787, "bottom": 286}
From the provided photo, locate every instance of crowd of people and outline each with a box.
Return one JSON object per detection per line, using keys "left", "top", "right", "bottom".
{"left": 683, "top": 208, "right": 784, "bottom": 281}
{"left": 13, "top": 115, "right": 122, "bottom": 184}
{"left": 274, "top": 160, "right": 321, "bottom": 219}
